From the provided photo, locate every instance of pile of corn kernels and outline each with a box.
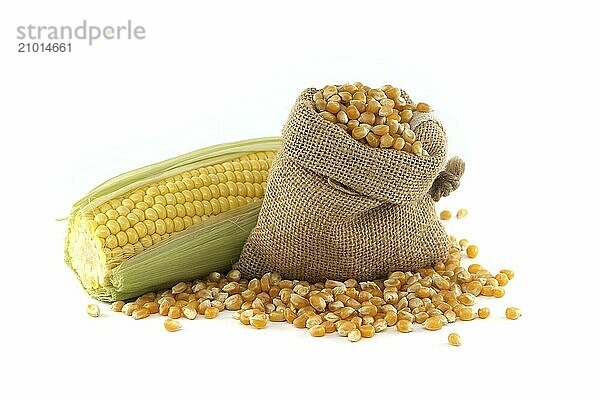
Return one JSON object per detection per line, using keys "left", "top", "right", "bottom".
{"left": 89, "top": 209, "right": 521, "bottom": 344}
{"left": 313, "top": 82, "right": 432, "bottom": 154}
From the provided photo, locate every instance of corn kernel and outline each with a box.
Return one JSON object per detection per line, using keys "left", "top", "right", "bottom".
{"left": 465, "top": 281, "right": 483, "bottom": 296}
{"left": 481, "top": 286, "right": 495, "bottom": 296}
{"left": 456, "top": 208, "right": 468, "bottom": 219}
{"left": 111, "top": 301, "right": 124, "bottom": 312}
{"left": 290, "top": 293, "right": 309, "bottom": 308}
{"left": 122, "top": 303, "right": 139, "bottom": 316}
{"left": 486, "top": 277, "right": 499, "bottom": 287}
{"left": 500, "top": 269, "right": 515, "bottom": 280}
{"left": 416, "top": 102, "right": 431, "bottom": 112}
{"left": 309, "top": 295, "right": 326, "bottom": 312}
{"left": 466, "top": 245, "right": 479, "bottom": 258}
{"left": 496, "top": 273, "right": 509, "bottom": 286}
{"left": 269, "top": 311, "right": 286, "bottom": 322}
{"left": 392, "top": 137, "right": 405, "bottom": 151}
{"left": 309, "top": 325, "right": 326, "bottom": 337}
{"left": 306, "top": 315, "right": 323, "bottom": 329}
{"left": 158, "top": 301, "right": 170, "bottom": 316}
{"left": 358, "top": 305, "right": 377, "bottom": 317}
{"left": 351, "top": 126, "right": 369, "bottom": 140}
{"left": 132, "top": 308, "right": 150, "bottom": 320}
{"left": 384, "top": 310, "right": 398, "bottom": 326}
{"left": 167, "top": 306, "right": 181, "bottom": 319}
{"left": 204, "top": 306, "right": 219, "bottom": 319}
{"left": 337, "top": 321, "right": 355, "bottom": 337}
{"left": 379, "top": 134, "right": 394, "bottom": 148}
{"left": 320, "top": 111, "right": 337, "bottom": 123}
{"left": 458, "top": 307, "right": 475, "bottom": 321}
{"left": 424, "top": 316, "right": 443, "bottom": 330}
{"left": 143, "top": 302, "right": 160, "bottom": 314}
{"left": 239, "top": 309, "right": 253, "bottom": 325}
{"left": 468, "top": 264, "right": 482, "bottom": 274}
{"left": 315, "top": 98, "right": 326, "bottom": 111}
{"left": 448, "top": 332, "right": 461, "bottom": 346}
{"left": 322, "top": 320, "right": 336, "bottom": 334}
{"left": 440, "top": 210, "right": 452, "bottom": 220}
{"left": 402, "top": 128, "right": 416, "bottom": 144}
{"left": 371, "top": 124, "right": 389, "bottom": 136}
{"left": 182, "top": 306, "right": 197, "bottom": 320}
{"left": 224, "top": 294, "right": 243, "bottom": 311}
{"left": 478, "top": 308, "right": 490, "bottom": 319}
{"left": 293, "top": 314, "right": 309, "bottom": 329}
{"left": 164, "top": 318, "right": 182, "bottom": 332}
{"left": 350, "top": 316, "right": 362, "bottom": 328}
{"left": 348, "top": 329, "right": 362, "bottom": 342}
{"left": 415, "top": 311, "right": 429, "bottom": 324}
{"left": 365, "top": 132, "right": 380, "bottom": 148}
{"left": 250, "top": 313, "right": 268, "bottom": 329}
{"left": 171, "top": 282, "right": 187, "bottom": 295}
{"left": 358, "top": 112, "right": 376, "bottom": 125}
{"left": 174, "top": 300, "right": 188, "bottom": 308}
{"left": 396, "top": 320, "right": 413, "bottom": 333}
{"left": 400, "top": 109, "right": 413, "bottom": 123}
{"left": 226, "top": 269, "right": 241, "bottom": 281}
{"left": 323, "top": 85, "right": 337, "bottom": 99}
{"left": 444, "top": 310, "right": 457, "bottom": 323}
{"left": 458, "top": 293, "right": 476, "bottom": 306}
{"left": 505, "top": 307, "right": 521, "bottom": 320}
{"left": 86, "top": 304, "right": 100, "bottom": 318}
{"left": 359, "top": 324, "right": 375, "bottom": 338}
{"left": 326, "top": 101, "right": 341, "bottom": 114}
{"left": 411, "top": 141, "right": 423, "bottom": 156}
{"left": 373, "top": 318, "right": 388, "bottom": 332}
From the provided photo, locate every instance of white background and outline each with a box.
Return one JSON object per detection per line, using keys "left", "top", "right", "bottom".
{"left": 0, "top": 0, "right": 598, "bottom": 398}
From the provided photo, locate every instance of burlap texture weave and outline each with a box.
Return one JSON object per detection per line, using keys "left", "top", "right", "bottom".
{"left": 238, "top": 88, "right": 461, "bottom": 281}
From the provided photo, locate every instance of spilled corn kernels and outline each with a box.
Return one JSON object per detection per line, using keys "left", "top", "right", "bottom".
{"left": 104, "top": 230, "right": 519, "bottom": 343}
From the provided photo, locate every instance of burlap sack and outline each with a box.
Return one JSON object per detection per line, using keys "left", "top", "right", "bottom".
{"left": 238, "top": 88, "right": 464, "bottom": 282}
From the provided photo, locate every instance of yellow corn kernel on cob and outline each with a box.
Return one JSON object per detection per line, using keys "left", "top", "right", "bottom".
{"left": 64, "top": 137, "right": 281, "bottom": 301}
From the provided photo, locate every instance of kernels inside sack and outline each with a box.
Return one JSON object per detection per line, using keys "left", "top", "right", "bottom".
{"left": 313, "top": 82, "right": 432, "bottom": 155}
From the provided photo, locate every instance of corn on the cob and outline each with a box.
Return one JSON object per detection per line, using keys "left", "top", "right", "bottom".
{"left": 65, "top": 137, "right": 281, "bottom": 301}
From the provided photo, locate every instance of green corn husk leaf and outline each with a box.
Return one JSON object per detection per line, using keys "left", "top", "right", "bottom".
{"left": 64, "top": 137, "right": 281, "bottom": 302}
